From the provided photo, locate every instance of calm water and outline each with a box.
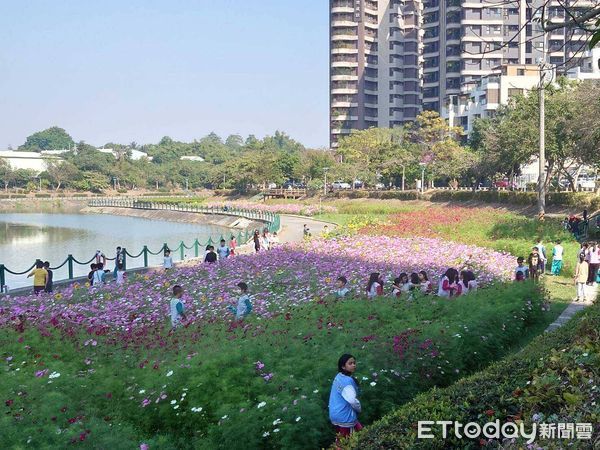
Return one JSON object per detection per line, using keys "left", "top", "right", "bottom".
{"left": 0, "top": 213, "right": 234, "bottom": 290}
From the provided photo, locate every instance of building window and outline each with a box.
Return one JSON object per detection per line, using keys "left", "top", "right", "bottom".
{"left": 508, "top": 88, "right": 523, "bottom": 98}
{"left": 517, "top": 68, "right": 525, "bottom": 75}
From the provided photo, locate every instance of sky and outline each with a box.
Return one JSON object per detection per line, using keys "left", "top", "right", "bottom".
{"left": 0, "top": 0, "right": 329, "bottom": 149}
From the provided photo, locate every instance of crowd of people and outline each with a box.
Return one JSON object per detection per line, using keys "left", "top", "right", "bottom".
{"left": 519, "top": 237, "right": 598, "bottom": 302}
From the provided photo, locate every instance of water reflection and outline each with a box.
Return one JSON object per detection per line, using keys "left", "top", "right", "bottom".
{"left": 0, "top": 213, "right": 233, "bottom": 289}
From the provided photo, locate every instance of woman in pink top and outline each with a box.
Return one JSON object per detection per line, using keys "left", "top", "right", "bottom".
{"left": 587, "top": 242, "right": 600, "bottom": 285}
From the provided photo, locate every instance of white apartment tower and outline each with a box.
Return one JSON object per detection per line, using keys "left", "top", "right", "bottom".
{"left": 330, "top": 0, "right": 598, "bottom": 148}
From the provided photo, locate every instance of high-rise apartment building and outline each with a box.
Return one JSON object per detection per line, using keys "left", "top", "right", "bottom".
{"left": 329, "top": 0, "right": 598, "bottom": 148}
{"left": 329, "top": 0, "right": 422, "bottom": 148}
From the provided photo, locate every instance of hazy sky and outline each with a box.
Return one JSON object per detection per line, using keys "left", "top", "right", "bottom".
{"left": 0, "top": 1, "right": 329, "bottom": 149}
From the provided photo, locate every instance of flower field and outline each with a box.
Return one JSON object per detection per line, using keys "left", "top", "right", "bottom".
{"left": 0, "top": 234, "right": 560, "bottom": 449}
{"left": 205, "top": 201, "right": 337, "bottom": 217}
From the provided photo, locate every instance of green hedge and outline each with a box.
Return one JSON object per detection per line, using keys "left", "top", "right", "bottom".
{"left": 333, "top": 190, "right": 419, "bottom": 201}
{"left": 343, "top": 302, "right": 600, "bottom": 449}
{"left": 430, "top": 190, "right": 600, "bottom": 210}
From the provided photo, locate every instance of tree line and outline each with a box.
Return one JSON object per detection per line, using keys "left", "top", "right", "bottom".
{"left": 1, "top": 79, "right": 598, "bottom": 193}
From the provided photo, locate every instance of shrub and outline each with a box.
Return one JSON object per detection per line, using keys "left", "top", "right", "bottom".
{"left": 430, "top": 190, "right": 600, "bottom": 209}
{"left": 343, "top": 302, "right": 600, "bottom": 449}
{"left": 34, "top": 193, "right": 51, "bottom": 198}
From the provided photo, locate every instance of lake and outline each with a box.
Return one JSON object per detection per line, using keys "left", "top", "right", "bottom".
{"left": 0, "top": 213, "right": 234, "bottom": 290}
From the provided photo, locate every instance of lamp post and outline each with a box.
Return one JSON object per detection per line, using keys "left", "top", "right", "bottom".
{"left": 323, "top": 167, "right": 330, "bottom": 196}
{"left": 419, "top": 163, "right": 426, "bottom": 193}
{"left": 185, "top": 177, "right": 189, "bottom": 191}
{"left": 401, "top": 165, "right": 405, "bottom": 191}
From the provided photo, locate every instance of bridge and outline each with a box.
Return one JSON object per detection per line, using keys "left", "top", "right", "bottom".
{"left": 262, "top": 188, "right": 307, "bottom": 199}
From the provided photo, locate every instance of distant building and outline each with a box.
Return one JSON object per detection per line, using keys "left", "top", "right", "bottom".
{"left": 0, "top": 151, "right": 62, "bottom": 173}
{"left": 442, "top": 58, "right": 600, "bottom": 134}
{"left": 97, "top": 148, "right": 153, "bottom": 161}
{"left": 180, "top": 156, "right": 205, "bottom": 162}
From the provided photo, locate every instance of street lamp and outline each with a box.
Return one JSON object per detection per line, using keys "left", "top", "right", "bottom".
{"left": 185, "top": 177, "right": 189, "bottom": 191}
{"left": 323, "top": 167, "right": 330, "bottom": 196}
{"left": 400, "top": 165, "right": 406, "bottom": 191}
{"left": 419, "top": 163, "right": 427, "bottom": 194}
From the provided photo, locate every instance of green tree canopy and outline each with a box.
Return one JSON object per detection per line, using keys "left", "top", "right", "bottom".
{"left": 19, "top": 127, "right": 75, "bottom": 151}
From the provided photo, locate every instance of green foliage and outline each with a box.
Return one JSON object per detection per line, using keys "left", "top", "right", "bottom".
{"left": 343, "top": 302, "right": 600, "bottom": 449}
{"left": 19, "top": 126, "right": 75, "bottom": 151}
{"left": 0, "top": 283, "right": 558, "bottom": 449}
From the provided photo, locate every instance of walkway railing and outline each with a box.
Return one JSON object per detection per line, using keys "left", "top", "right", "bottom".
{"left": 0, "top": 203, "right": 280, "bottom": 292}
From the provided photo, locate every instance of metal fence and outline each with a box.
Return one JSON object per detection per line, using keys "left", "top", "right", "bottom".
{"left": 0, "top": 201, "right": 280, "bottom": 292}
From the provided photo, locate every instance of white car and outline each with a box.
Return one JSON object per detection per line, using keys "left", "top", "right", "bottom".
{"left": 578, "top": 178, "right": 596, "bottom": 189}
{"left": 332, "top": 181, "right": 351, "bottom": 190}
{"left": 267, "top": 183, "right": 277, "bottom": 189}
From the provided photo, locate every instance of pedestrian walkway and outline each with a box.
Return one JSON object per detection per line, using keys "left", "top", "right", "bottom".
{"left": 545, "top": 283, "right": 596, "bottom": 333}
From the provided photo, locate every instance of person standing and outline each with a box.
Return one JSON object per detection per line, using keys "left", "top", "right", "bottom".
{"left": 27, "top": 260, "right": 47, "bottom": 295}
{"left": 253, "top": 230, "right": 261, "bottom": 253}
{"left": 113, "top": 247, "right": 123, "bottom": 279}
{"left": 528, "top": 247, "right": 543, "bottom": 282}
{"left": 229, "top": 235, "right": 237, "bottom": 256}
{"left": 550, "top": 240, "right": 564, "bottom": 276}
{"left": 587, "top": 242, "right": 600, "bottom": 285}
{"left": 328, "top": 354, "right": 362, "bottom": 442}
{"left": 574, "top": 253, "right": 589, "bottom": 302}
{"left": 163, "top": 250, "right": 173, "bottom": 270}
{"left": 216, "top": 239, "right": 230, "bottom": 260}
{"left": 95, "top": 250, "right": 106, "bottom": 266}
{"left": 169, "top": 285, "right": 187, "bottom": 328}
{"left": 43, "top": 261, "right": 53, "bottom": 293}
{"left": 535, "top": 239, "right": 547, "bottom": 274}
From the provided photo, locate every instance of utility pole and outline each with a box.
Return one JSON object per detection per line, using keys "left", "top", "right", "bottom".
{"left": 537, "top": 26, "right": 547, "bottom": 220}
{"left": 323, "top": 167, "right": 330, "bottom": 196}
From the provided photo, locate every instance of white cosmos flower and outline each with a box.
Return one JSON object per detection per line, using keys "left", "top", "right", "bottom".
{"left": 257, "top": 401, "right": 266, "bottom": 409}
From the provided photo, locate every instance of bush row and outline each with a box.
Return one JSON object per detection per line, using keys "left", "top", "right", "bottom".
{"left": 332, "top": 190, "right": 419, "bottom": 201}
{"left": 429, "top": 190, "right": 600, "bottom": 210}
{"left": 344, "top": 302, "right": 599, "bottom": 449}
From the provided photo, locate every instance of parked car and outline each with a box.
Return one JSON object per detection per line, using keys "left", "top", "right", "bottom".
{"left": 267, "top": 182, "right": 277, "bottom": 189}
{"left": 578, "top": 178, "right": 596, "bottom": 190}
{"left": 374, "top": 183, "right": 385, "bottom": 190}
{"left": 493, "top": 179, "right": 511, "bottom": 188}
{"left": 353, "top": 180, "right": 363, "bottom": 189}
{"left": 331, "top": 181, "right": 351, "bottom": 190}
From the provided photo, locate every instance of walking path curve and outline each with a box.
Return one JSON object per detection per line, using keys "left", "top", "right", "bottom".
{"left": 545, "top": 283, "right": 596, "bottom": 333}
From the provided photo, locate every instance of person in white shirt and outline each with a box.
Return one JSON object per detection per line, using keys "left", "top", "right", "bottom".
{"left": 586, "top": 241, "right": 600, "bottom": 285}
{"left": 550, "top": 240, "right": 564, "bottom": 276}
{"left": 227, "top": 282, "right": 252, "bottom": 320}
{"left": 366, "top": 273, "right": 382, "bottom": 299}
{"left": 216, "top": 239, "right": 230, "bottom": 259}
{"left": 163, "top": 250, "right": 173, "bottom": 270}
{"left": 169, "top": 285, "right": 187, "bottom": 328}
{"left": 418, "top": 271, "right": 432, "bottom": 294}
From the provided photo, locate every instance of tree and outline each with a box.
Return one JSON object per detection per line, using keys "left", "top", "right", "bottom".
{"left": 473, "top": 79, "right": 600, "bottom": 192}
{"left": 19, "top": 127, "right": 74, "bottom": 151}
{"left": 46, "top": 160, "right": 79, "bottom": 190}
{"left": 410, "top": 111, "right": 474, "bottom": 185}
{"left": 0, "top": 159, "right": 15, "bottom": 191}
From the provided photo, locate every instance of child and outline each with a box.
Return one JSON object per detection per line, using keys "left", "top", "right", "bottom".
{"left": 115, "top": 263, "right": 126, "bottom": 285}
{"left": 527, "top": 247, "right": 542, "bottom": 282}
{"left": 217, "top": 239, "right": 230, "bottom": 259}
{"left": 227, "top": 282, "right": 252, "bottom": 320}
{"left": 204, "top": 246, "right": 217, "bottom": 264}
{"left": 229, "top": 236, "right": 237, "bottom": 256}
{"left": 27, "top": 260, "right": 47, "bottom": 295}
{"left": 550, "top": 240, "right": 564, "bottom": 276}
{"left": 88, "top": 263, "right": 97, "bottom": 286}
{"left": 437, "top": 268, "right": 460, "bottom": 298}
{"left": 164, "top": 250, "right": 173, "bottom": 269}
{"left": 418, "top": 271, "right": 432, "bottom": 294}
{"left": 515, "top": 257, "right": 529, "bottom": 281}
{"left": 366, "top": 273, "right": 383, "bottom": 299}
{"left": 169, "top": 285, "right": 187, "bottom": 328}
{"left": 335, "top": 276, "right": 350, "bottom": 298}
{"left": 459, "top": 270, "right": 477, "bottom": 295}
{"left": 392, "top": 273, "right": 410, "bottom": 297}
{"left": 574, "top": 253, "right": 589, "bottom": 302}
{"left": 43, "top": 261, "right": 53, "bottom": 293}
{"left": 328, "top": 354, "right": 362, "bottom": 441}
{"left": 93, "top": 263, "right": 108, "bottom": 286}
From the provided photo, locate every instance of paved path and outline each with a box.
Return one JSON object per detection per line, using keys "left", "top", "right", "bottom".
{"left": 545, "top": 283, "right": 596, "bottom": 333}
{"left": 277, "top": 214, "right": 334, "bottom": 243}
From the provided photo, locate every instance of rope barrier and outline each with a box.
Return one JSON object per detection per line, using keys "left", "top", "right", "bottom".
{"left": 0, "top": 200, "right": 280, "bottom": 290}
